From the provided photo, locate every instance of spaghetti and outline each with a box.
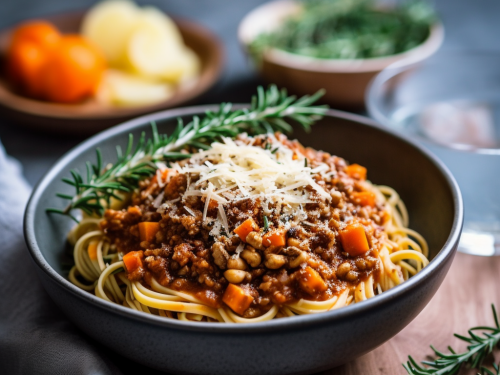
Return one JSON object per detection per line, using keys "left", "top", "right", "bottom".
{"left": 67, "top": 133, "right": 429, "bottom": 323}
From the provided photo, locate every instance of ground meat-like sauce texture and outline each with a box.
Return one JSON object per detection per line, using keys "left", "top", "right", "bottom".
{"left": 100, "top": 133, "right": 389, "bottom": 317}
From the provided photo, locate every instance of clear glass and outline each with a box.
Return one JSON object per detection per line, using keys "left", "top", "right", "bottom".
{"left": 367, "top": 52, "right": 500, "bottom": 256}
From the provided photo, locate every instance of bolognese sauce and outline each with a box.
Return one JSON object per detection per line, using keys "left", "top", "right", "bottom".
{"left": 99, "top": 133, "right": 391, "bottom": 318}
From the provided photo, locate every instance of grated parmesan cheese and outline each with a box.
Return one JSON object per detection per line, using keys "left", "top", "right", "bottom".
{"left": 180, "top": 134, "right": 331, "bottom": 219}
{"left": 152, "top": 191, "right": 165, "bottom": 208}
{"left": 184, "top": 206, "right": 196, "bottom": 217}
{"left": 157, "top": 198, "right": 180, "bottom": 214}
{"left": 235, "top": 242, "right": 245, "bottom": 256}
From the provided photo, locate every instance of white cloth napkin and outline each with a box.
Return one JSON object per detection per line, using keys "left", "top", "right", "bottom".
{"left": 0, "top": 142, "right": 120, "bottom": 375}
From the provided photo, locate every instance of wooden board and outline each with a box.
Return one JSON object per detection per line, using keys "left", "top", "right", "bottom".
{"left": 320, "top": 252, "right": 500, "bottom": 375}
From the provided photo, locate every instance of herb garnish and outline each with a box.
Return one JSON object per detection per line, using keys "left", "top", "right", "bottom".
{"left": 250, "top": 0, "right": 436, "bottom": 61}
{"left": 47, "top": 85, "right": 327, "bottom": 221}
{"left": 483, "top": 364, "right": 500, "bottom": 375}
{"left": 263, "top": 216, "right": 269, "bottom": 231}
{"left": 404, "top": 305, "right": 500, "bottom": 375}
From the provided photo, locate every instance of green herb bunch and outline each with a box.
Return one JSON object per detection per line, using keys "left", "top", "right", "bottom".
{"left": 404, "top": 305, "right": 500, "bottom": 375}
{"left": 250, "top": 0, "right": 436, "bottom": 61}
{"left": 47, "top": 85, "right": 327, "bottom": 221}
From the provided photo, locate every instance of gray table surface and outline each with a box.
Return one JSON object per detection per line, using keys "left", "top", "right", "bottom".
{"left": 0, "top": 0, "right": 499, "bottom": 374}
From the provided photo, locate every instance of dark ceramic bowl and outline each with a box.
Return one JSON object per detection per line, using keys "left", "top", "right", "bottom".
{"left": 24, "top": 107, "right": 463, "bottom": 375}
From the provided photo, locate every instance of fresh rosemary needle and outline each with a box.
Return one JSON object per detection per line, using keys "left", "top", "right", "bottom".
{"left": 47, "top": 85, "right": 327, "bottom": 221}
{"left": 404, "top": 305, "right": 500, "bottom": 375}
{"left": 482, "top": 364, "right": 500, "bottom": 375}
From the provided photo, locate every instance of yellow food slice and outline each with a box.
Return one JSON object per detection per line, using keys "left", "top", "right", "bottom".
{"left": 162, "top": 47, "right": 200, "bottom": 84}
{"left": 140, "top": 6, "right": 183, "bottom": 45}
{"left": 81, "top": 0, "right": 139, "bottom": 67}
{"left": 125, "top": 8, "right": 186, "bottom": 79}
{"left": 98, "top": 70, "right": 174, "bottom": 107}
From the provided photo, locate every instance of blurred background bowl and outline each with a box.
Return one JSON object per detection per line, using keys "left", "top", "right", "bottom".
{"left": 0, "top": 11, "right": 223, "bottom": 135}
{"left": 238, "top": 0, "right": 444, "bottom": 109}
{"left": 367, "top": 51, "right": 500, "bottom": 256}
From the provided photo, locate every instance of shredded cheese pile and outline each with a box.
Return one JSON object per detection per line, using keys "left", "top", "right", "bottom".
{"left": 166, "top": 135, "right": 332, "bottom": 229}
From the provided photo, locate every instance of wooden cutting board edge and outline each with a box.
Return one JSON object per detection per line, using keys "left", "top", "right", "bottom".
{"left": 320, "top": 253, "right": 500, "bottom": 375}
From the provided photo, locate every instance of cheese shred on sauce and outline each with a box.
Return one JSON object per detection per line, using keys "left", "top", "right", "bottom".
{"left": 176, "top": 135, "right": 331, "bottom": 227}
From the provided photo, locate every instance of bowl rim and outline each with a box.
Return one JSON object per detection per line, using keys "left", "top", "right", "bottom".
{"left": 237, "top": 0, "right": 444, "bottom": 73}
{"left": 24, "top": 105, "right": 463, "bottom": 334}
{"left": 0, "top": 11, "right": 224, "bottom": 120}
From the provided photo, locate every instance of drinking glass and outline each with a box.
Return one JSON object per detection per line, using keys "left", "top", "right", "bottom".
{"left": 367, "top": 52, "right": 500, "bottom": 255}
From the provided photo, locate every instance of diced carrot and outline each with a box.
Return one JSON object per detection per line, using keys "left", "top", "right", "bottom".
{"left": 345, "top": 164, "right": 367, "bottom": 180}
{"left": 234, "top": 218, "right": 259, "bottom": 242}
{"left": 351, "top": 191, "right": 376, "bottom": 207}
{"left": 138, "top": 222, "right": 160, "bottom": 243}
{"left": 262, "top": 228, "right": 286, "bottom": 247}
{"left": 122, "top": 250, "right": 144, "bottom": 274}
{"left": 206, "top": 198, "right": 218, "bottom": 210}
{"left": 298, "top": 266, "right": 328, "bottom": 295}
{"left": 151, "top": 168, "right": 170, "bottom": 185}
{"left": 87, "top": 240, "right": 99, "bottom": 260}
{"left": 222, "top": 283, "right": 254, "bottom": 315}
{"left": 127, "top": 205, "right": 141, "bottom": 216}
{"left": 339, "top": 223, "right": 370, "bottom": 256}
{"left": 159, "top": 168, "right": 169, "bottom": 180}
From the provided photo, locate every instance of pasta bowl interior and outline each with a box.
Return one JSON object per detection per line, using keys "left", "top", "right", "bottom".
{"left": 24, "top": 106, "right": 462, "bottom": 375}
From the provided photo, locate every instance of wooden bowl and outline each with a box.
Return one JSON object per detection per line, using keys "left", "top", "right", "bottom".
{"left": 0, "top": 12, "right": 223, "bottom": 135}
{"left": 238, "top": 0, "right": 444, "bottom": 109}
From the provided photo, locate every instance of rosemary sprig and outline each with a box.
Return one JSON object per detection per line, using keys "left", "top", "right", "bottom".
{"left": 404, "top": 305, "right": 500, "bottom": 375}
{"left": 47, "top": 85, "right": 327, "bottom": 221}
{"left": 481, "top": 364, "right": 500, "bottom": 375}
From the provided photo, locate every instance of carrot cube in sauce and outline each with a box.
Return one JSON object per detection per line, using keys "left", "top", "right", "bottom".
{"left": 206, "top": 198, "right": 219, "bottom": 210}
{"left": 151, "top": 168, "right": 170, "bottom": 185}
{"left": 160, "top": 168, "right": 170, "bottom": 179}
{"left": 87, "top": 240, "right": 99, "bottom": 260}
{"left": 345, "top": 164, "right": 367, "bottom": 180}
{"left": 298, "top": 266, "right": 328, "bottom": 295}
{"left": 339, "top": 223, "right": 370, "bottom": 256}
{"left": 127, "top": 205, "right": 142, "bottom": 216}
{"left": 234, "top": 218, "right": 259, "bottom": 242}
{"left": 122, "top": 250, "right": 144, "bottom": 274}
{"left": 262, "top": 228, "right": 286, "bottom": 247}
{"left": 351, "top": 191, "right": 376, "bottom": 207}
{"left": 138, "top": 222, "right": 160, "bottom": 243}
{"left": 222, "top": 283, "right": 254, "bottom": 315}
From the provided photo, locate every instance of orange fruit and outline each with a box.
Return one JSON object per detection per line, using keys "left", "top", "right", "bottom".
{"left": 10, "top": 20, "right": 60, "bottom": 49}
{"left": 40, "top": 35, "right": 106, "bottom": 103}
{"left": 7, "top": 21, "right": 61, "bottom": 96}
{"left": 7, "top": 40, "right": 46, "bottom": 96}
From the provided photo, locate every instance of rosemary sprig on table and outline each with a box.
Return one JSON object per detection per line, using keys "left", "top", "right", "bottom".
{"left": 482, "top": 364, "right": 500, "bottom": 375}
{"left": 404, "top": 305, "right": 500, "bottom": 375}
{"left": 47, "top": 85, "right": 327, "bottom": 221}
